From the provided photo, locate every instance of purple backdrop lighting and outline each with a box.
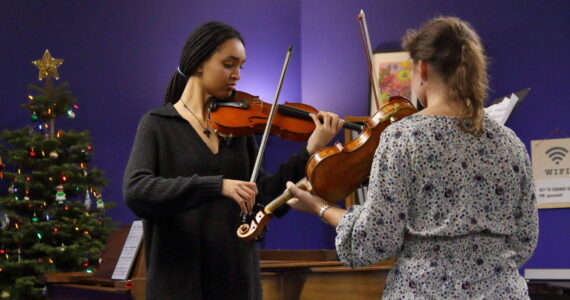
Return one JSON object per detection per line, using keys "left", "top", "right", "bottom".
{"left": 1, "top": 0, "right": 569, "bottom": 271}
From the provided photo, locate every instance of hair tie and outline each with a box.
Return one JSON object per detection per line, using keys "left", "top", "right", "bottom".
{"left": 177, "top": 66, "right": 187, "bottom": 78}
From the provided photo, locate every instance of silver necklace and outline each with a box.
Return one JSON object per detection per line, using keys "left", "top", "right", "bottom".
{"left": 181, "top": 101, "right": 211, "bottom": 137}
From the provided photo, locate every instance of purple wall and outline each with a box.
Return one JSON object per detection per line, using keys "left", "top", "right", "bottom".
{"left": 2, "top": 0, "right": 570, "bottom": 269}
{"left": 1, "top": 0, "right": 301, "bottom": 224}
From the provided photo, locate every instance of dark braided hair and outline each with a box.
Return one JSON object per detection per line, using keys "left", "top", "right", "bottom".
{"left": 164, "top": 22, "right": 244, "bottom": 105}
{"left": 402, "top": 17, "right": 488, "bottom": 137}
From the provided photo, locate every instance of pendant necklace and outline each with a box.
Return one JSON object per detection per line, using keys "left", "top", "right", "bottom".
{"left": 181, "top": 101, "right": 211, "bottom": 137}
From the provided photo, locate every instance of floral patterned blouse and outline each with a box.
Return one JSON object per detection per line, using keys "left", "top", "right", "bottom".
{"left": 336, "top": 114, "right": 538, "bottom": 299}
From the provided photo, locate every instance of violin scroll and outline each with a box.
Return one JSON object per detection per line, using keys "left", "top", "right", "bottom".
{"left": 236, "top": 178, "right": 311, "bottom": 240}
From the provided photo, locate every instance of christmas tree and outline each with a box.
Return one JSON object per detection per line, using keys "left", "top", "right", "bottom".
{"left": 0, "top": 50, "right": 117, "bottom": 299}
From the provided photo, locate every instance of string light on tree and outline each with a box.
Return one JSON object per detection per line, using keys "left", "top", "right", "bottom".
{"left": 0, "top": 156, "right": 4, "bottom": 179}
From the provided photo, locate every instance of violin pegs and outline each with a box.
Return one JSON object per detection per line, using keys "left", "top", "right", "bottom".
{"left": 238, "top": 224, "right": 249, "bottom": 234}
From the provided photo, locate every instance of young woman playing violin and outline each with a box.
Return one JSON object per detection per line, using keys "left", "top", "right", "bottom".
{"left": 287, "top": 17, "right": 538, "bottom": 299}
{"left": 123, "top": 22, "right": 344, "bottom": 300}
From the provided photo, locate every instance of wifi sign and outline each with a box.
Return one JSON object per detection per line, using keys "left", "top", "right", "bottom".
{"left": 546, "top": 147, "right": 568, "bottom": 165}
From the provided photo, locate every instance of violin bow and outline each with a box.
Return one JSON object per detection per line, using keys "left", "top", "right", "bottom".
{"left": 241, "top": 46, "right": 294, "bottom": 221}
{"left": 357, "top": 10, "right": 383, "bottom": 111}
{"left": 249, "top": 46, "right": 293, "bottom": 183}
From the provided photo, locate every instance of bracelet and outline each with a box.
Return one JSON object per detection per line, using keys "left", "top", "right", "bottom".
{"left": 318, "top": 203, "right": 334, "bottom": 224}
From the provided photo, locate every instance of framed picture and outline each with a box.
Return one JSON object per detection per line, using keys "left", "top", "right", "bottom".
{"left": 369, "top": 51, "right": 416, "bottom": 115}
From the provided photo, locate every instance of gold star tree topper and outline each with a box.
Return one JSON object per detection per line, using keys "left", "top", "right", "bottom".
{"left": 31, "top": 49, "right": 64, "bottom": 81}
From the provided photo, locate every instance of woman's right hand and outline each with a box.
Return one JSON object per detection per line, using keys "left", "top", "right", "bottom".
{"left": 222, "top": 179, "right": 258, "bottom": 214}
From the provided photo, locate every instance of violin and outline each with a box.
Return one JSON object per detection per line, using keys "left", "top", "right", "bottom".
{"left": 236, "top": 98, "right": 417, "bottom": 239}
{"left": 236, "top": 10, "right": 418, "bottom": 240}
{"left": 208, "top": 91, "right": 363, "bottom": 142}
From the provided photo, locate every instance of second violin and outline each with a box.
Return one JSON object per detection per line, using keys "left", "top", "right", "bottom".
{"left": 236, "top": 97, "right": 418, "bottom": 240}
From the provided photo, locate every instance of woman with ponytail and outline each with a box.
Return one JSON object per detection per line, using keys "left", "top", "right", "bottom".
{"left": 123, "top": 21, "right": 343, "bottom": 299}
{"left": 287, "top": 17, "right": 538, "bottom": 299}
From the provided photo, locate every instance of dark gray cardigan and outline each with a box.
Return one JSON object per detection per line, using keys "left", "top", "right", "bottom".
{"left": 123, "top": 104, "right": 309, "bottom": 300}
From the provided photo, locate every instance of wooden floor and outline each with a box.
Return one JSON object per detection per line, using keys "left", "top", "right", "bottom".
{"left": 45, "top": 250, "right": 393, "bottom": 300}
{"left": 259, "top": 250, "right": 393, "bottom": 300}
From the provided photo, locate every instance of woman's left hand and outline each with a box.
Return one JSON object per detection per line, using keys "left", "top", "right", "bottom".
{"left": 306, "top": 111, "right": 344, "bottom": 155}
{"left": 286, "top": 181, "right": 327, "bottom": 214}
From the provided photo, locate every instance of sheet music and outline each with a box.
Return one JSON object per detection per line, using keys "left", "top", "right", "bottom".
{"left": 111, "top": 220, "right": 143, "bottom": 280}
{"left": 484, "top": 93, "right": 519, "bottom": 125}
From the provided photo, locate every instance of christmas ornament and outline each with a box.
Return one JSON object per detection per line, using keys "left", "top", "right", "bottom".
{"left": 96, "top": 193, "right": 104, "bottom": 209}
{"left": 55, "top": 184, "right": 66, "bottom": 204}
{"left": 7, "top": 185, "right": 14, "bottom": 194}
{"left": 0, "top": 156, "right": 4, "bottom": 179}
{"left": 23, "top": 196, "right": 30, "bottom": 201}
{"left": 31, "top": 111, "right": 39, "bottom": 121}
{"left": 49, "top": 151, "right": 59, "bottom": 159}
{"left": 1, "top": 290, "right": 10, "bottom": 299}
{"left": 29, "top": 146, "right": 37, "bottom": 158}
{"left": 84, "top": 190, "right": 92, "bottom": 210}
{"left": 60, "top": 243, "right": 66, "bottom": 252}
{"left": 66, "top": 109, "right": 76, "bottom": 119}
{"left": 31, "top": 49, "right": 63, "bottom": 81}
{"left": 0, "top": 212, "right": 9, "bottom": 229}
{"left": 81, "top": 149, "right": 91, "bottom": 162}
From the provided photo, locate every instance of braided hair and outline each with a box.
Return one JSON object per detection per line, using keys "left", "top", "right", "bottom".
{"left": 164, "top": 22, "right": 244, "bottom": 105}
{"left": 402, "top": 17, "right": 489, "bottom": 137}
